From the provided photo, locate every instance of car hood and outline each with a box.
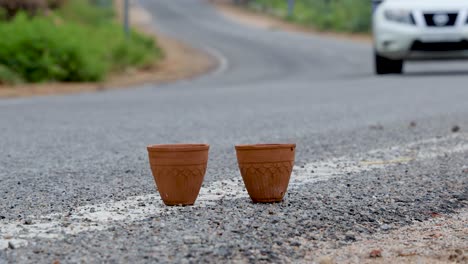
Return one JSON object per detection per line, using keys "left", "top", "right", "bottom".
{"left": 384, "top": 0, "right": 468, "bottom": 10}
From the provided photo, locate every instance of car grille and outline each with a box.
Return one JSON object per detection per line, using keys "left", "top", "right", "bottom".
{"left": 411, "top": 40, "right": 468, "bottom": 51}
{"left": 424, "top": 13, "right": 458, "bottom": 27}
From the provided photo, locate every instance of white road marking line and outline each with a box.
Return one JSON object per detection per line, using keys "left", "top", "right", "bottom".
{"left": 293, "top": 133, "right": 468, "bottom": 184}
{"left": 202, "top": 45, "right": 229, "bottom": 77}
{"left": 1, "top": 133, "right": 467, "bottom": 250}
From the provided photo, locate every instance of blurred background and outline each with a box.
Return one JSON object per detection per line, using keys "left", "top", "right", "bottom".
{"left": 233, "top": 0, "right": 372, "bottom": 33}
{"left": 2, "top": 0, "right": 467, "bottom": 88}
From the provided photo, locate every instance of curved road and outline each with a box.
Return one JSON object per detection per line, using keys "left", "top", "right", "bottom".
{"left": 1, "top": 0, "right": 467, "bottom": 262}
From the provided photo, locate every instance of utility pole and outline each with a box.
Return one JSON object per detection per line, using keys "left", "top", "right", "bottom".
{"left": 287, "top": 0, "right": 295, "bottom": 17}
{"left": 124, "top": 0, "right": 130, "bottom": 37}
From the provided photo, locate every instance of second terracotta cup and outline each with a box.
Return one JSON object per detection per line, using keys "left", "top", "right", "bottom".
{"left": 147, "top": 144, "right": 209, "bottom": 206}
{"left": 235, "top": 144, "right": 296, "bottom": 203}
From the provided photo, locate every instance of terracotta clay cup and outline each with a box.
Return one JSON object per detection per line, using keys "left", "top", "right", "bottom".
{"left": 147, "top": 144, "right": 209, "bottom": 206}
{"left": 235, "top": 144, "right": 296, "bottom": 203}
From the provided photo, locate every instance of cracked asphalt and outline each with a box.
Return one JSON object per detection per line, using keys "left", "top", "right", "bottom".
{"left": 0, "top": 0, "right": 467, "bottom": 263}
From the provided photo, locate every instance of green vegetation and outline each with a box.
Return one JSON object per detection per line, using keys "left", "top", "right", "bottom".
{"left": 0, "top": 64, "right": 23, "bottom": 85}
{"left": 0, "top": 0, "right": 162, "bottom": 84}
{"left": 248, "top": 0, "right": 372, "bottom": 33}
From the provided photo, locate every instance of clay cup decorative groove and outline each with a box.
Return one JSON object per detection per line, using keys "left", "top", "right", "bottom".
{"left": 147, "top": 144, "right": 209, "bottom": 206}
{"left": 235, "top": 144, "right": 296, "bottom": 203}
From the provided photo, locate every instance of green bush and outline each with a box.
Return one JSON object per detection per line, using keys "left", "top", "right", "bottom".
{"left": 112, "top": 35, "right": 156, "bottom": 71}
{"left": 0, "top": 0, "right": 162, "bottom": 84}
{"left": 0, "top": 13, "right": 107, "bottom": 82}
{"left": 249, "top": 0, "right": 372, "bottom": 33}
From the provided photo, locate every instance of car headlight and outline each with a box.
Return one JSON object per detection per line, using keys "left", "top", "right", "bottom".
{"left": 384, "top": 9, "right": 415, "bottom": 25}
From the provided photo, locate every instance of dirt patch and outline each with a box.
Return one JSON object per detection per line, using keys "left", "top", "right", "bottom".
{"left": 308, "top": 208, "right": 468, "bottom": 263}
{"left": 0, "top": 0, "right": 216, "bottom": 99}
{"left": 210, "top": 0, "right": 372, "bottom": 44}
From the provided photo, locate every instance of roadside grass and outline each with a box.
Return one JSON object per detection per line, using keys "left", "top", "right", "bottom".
{"left": 0, "top": 0, "right": 163, "bottom": 84}
{"left": 248, "top": 0, "right": 371, "bottom": 33}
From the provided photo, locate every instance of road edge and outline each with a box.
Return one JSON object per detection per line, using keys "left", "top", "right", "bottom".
{"left": 210, "top": 0, "right": 372, "bottom": 44}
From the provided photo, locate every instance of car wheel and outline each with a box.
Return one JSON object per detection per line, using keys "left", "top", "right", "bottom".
{"left": 375, "top": 51, "right": 403, "bottom": 75}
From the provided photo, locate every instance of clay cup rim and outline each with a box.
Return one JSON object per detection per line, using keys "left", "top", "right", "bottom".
{"left": 235, "top": 144, "right": 296, "bottom": 151}
{"left": 147, "top": 144, "right": 209, "bottom": 152}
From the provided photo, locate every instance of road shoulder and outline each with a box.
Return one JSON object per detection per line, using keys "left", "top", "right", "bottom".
{"left": 310, "top": 208, "right": 467, "bottom": 263}
{"left": 211, "top": 0, "right": 371, "bottom": 44}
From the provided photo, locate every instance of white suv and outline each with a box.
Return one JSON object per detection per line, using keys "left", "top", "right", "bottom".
{"left": 373, "top": 0, "right": 468, "bottom": 74}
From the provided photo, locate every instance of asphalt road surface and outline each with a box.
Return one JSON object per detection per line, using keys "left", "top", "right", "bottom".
{"left": 1, "top": 0, "right": 467, "bottom": 263}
